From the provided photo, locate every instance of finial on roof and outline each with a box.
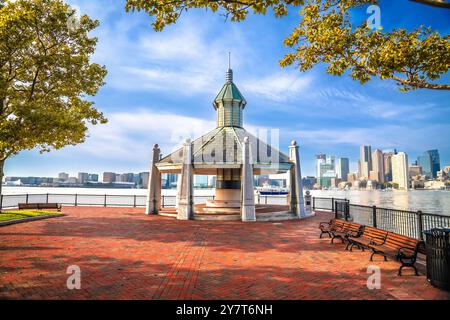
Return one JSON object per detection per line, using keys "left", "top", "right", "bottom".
{"left": 226, "top": 52, "right": 233, "bottom": 83}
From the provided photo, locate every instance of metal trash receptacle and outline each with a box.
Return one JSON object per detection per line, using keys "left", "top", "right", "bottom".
{"left": 423, "top": 228, "right": 450, "bottom": 291}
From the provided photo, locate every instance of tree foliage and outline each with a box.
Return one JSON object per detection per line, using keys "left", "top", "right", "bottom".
{"left": 125, "top": 0, "right": 450, "bottom": 91}
{"left": 0, "top": 0, "right": 107, "bottom": 163}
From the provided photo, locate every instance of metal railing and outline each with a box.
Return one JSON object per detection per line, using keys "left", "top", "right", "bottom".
{"left": 311, "top": 196, "right": 450, "bottom": 240}
{"left": 0, "top": 192, "right": 290, "bottom": 210}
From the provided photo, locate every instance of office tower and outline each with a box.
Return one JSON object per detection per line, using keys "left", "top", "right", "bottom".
{"left": 78, "top": 172, "right": 89, "bottom": 184}
{"left": 103, "top": 172, "right": 116, "bottom": 183}
{"left": 139, "top": 172, "right": 149, "bottom": 188}
{"left": 58, "top": 172, "right": 69, "bottom": 181}
{"left": 417, "top": 153, "right": 433, "bottom": 178}
{"left": 359, "top": 145, "right": 372, "bottom": 179}
{"left": 87, "top": 173, "right": 99, "bottom": 182}
{"left": 392, "top": 152, "right": 409, "bottom": 190}
{"left": 426, "top": 149, "right": 440, "bottom": 178}
{"left": 409, "top": 165, "right": 422, "bottom": 177}
{"left": 371, "top": 149, "right": 384, "bottom": 183}
{"left": 383, "top": 152, "right": 395, "bottom": 182}
{"left": 336, "top": 158, "right": 350, "bottom": 181}
{"left": 316, "top": 154, "right": 326, "bottom": 179}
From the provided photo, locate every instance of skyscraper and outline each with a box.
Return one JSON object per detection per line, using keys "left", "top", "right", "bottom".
{"left": 392, "top": 152, "right": 409, "bottom": 190}
{"left": 315, "top": 154, "right": 326, "bottom": 179}
{"left": 371, "top": 149, "right": 384, "bottom": 183}
{"left": 383, "top": 151, "right": 395, "bottom": 182}
{"left": 417, "top": 152, "right": 433, "bottom": 178}
{"left": 359, "top": 145, "right": 372, "bottom": 179}
{"left": 427, "top": 149, "right": 440, "bottom": 178}
{"left": 336, "top": 158, "right": 350, "bottom": 181}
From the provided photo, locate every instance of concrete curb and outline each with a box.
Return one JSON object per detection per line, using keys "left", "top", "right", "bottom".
{"left": 0, "top": 213, "right": 65, "bottom": 227}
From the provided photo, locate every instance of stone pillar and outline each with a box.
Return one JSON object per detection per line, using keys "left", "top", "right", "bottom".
{"left": 289, "top": 140, "right": 306, "bottom": 218}
{"left": 177, "top": 139, "right": 194, "bottom": 220}
{"left": 241, "top": 136, "right": 256, "bottom": 221}
{"left": 145, "top": 144, "right": 161, "bottom": 214}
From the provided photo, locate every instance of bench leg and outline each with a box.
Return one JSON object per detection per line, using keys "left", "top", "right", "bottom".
{"left": 398, "top": 264, "right": 419, "bottom": 276}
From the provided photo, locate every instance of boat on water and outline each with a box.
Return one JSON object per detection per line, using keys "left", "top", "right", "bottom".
{"left": 256, "top": 186, "right": 289, "bottom": 195}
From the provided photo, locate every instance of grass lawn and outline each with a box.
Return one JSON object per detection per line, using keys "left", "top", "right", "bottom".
{"left": 0, "top": 210, "right": 59, "bottom": 222}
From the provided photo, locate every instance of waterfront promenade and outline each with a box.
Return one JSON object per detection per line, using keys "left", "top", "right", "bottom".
{"left": 0, "top": 207, "right": 449, "bottom": 300}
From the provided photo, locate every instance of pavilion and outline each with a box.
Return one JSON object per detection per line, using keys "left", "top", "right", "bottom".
{"left": 145, "top": 66, "right": 306, "bottom": 221}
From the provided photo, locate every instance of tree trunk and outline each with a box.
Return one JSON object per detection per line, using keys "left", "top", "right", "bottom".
{"left": 0, "top": 159, "right": 4, "bottom": 213}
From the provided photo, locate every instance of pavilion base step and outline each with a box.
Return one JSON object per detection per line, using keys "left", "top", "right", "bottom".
{"left": 158, "top": 212, "right": 177, "bottom": 218}
{"left": 193, "top": 214, "right": 241, "bottom": 221}
{"left": 256, "top": 212, "right": 298, "bottom": 221}
{"left": 196, "top": 207, "right": 241, "bottom": 214}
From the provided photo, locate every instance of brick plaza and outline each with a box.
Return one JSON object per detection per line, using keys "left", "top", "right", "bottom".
{"left": 0, "top": 207, "right": 449, "bottom": 300}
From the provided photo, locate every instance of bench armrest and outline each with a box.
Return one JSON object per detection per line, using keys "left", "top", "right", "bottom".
{"left": 398, "top": 246, "right": 416, "bottom": 258}
{"left": 370, "top": 236, "right": 386, "bottom": 246}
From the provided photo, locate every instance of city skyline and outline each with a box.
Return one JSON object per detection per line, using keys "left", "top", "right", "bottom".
{"left": 4, "top": 0, "right": 450, "bottom": 179}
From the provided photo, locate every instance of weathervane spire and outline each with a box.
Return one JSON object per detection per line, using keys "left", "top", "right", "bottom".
{"left": 226, "top": 51, "right": 233, "bottom": 83}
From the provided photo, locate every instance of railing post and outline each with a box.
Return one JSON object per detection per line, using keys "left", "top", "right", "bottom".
{"left": 25, "top": 194, "right": 29, "bottom": 204}
{"left": 46, "top": 193, "right": 49, "bottom": 204}
{"left": 104, "top": 194, "right": 107, "bottom": 207}
{"left": 334, "top": 200, "right": 338, "bottom": 219}
{"left": 312, "top": 197, "right": 315, "bottom": 210}
{"left": 133, "top": 195, "right": 137, "bottom": 208}
{"left": 74, "top": 194, "right": 78, "bottom": 206}
{"left": 331, "top": 197, "right": 335, "bottom": 212}
{"left": 162, "top": 195, "right": 165, "bottom": 208}
{"left": 345, "top": 201, "right": 350, "bottom": 221}
{"left": 0, "top": 194, "right": 3, "bottom": 210}
{"left": 417, "top": 210, "right": 424, "bottom": 240}
{"left": 372, "top": 205, "right": 377, "bottom": 228}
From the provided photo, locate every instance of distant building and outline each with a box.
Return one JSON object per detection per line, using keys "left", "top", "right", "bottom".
{"left": 336, "top": 158, "right": 349, "bottom": 181}
{"left": 359, "top": 145, "right": 372, "bottom": 179}
{"left": 409, "top": 165, "right": 422, "bottom": 178}
{"left": 87, "top": 173, "right": 99, "bottom": 182}
{"left": 383, "top": 151, "right": 395, "bottom": 182}
{"left": 78, "top": 172, "right": 89, "bottom": 184}
{"left": 427, "top": 149, "right": 440, "bottom": 178}
{"left": 165, "top": 173, "right": 178, "bottom": 189}
{"left": 139, "top": 172, "right": 149, "bottom": 188}
{"left": 58, "top": 172, "right": 69, "bottom": 181}
{"left": 392, "top": 152, "right": 409, "bottom": 190}
{"left": 103, "top": 172, "right": 116, "bottom": 183}
{"left": 302, "top": 176, "right": 316, "bottom": 190}
{"left": 417, "top": 153, "right": 433, "bottom": 178}
{"left": 347, "top": 173, "right": 358, "bottom": 183}
{"left": 371, "top": 149, "right": 384, "bottom": 183}
{"left": 315, "top": 154, "right": 326, "bottom": 180}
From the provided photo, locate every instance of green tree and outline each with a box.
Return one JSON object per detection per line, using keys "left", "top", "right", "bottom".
{"left": 0, "top": 0, "right": 107, "bottom": 205}
{"left": 125, "top": 0, "right": 449, "bottom": 91}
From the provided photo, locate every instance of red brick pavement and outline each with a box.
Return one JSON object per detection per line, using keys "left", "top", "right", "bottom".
{"left": 0, "top": 206, "right": 449, "bottom": 300}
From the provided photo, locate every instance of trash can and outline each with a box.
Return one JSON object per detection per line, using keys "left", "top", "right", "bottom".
{"left": 423, "top": 228, "right": 450, "bottom": 291}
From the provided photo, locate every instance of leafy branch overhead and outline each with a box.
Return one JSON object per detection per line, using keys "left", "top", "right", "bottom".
{"left": 125, "top": 0, "right": 450, "bottom": 91}
{"left": 0, "top": 0, "right": 107, "bottom": 162}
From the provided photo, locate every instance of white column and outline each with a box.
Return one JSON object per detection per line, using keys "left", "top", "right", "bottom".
{"left": 145, "top": 144, "right": 161, "bottom": 214}
{"left": 241, "top": 136, "right": 256, "bottom": 221}
{"left": 289, "top": 140, "right": 306, "bottom": 218}
{"left": 177, "top": 139, "right": 194, "bottom": 220}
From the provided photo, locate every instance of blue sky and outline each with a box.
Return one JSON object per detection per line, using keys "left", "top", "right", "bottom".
{"left": 5, "top": 0, "right": 450, "bottom": 178}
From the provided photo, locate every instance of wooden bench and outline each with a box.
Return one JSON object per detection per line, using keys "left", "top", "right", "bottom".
{"left": 330, "top": 221, "right": 364, "bottom": 248}
{"left": 18, "top": 203, "right": 62, "bottom": 212}
{"left": 347, "top": 226, "right": 388, "bottom": 252}
{"left": 367, "top": 232, "right": 423, "bottom": 276}
{"left": 319, "top": 219, "right": 346, "bottom": 239}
